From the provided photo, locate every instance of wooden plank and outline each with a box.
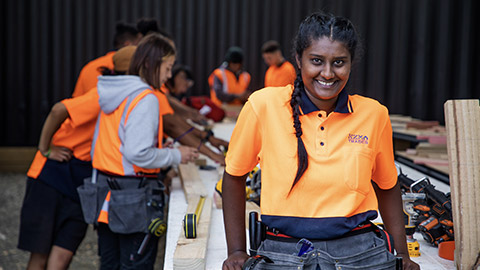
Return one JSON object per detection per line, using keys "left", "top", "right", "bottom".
{"left": 444, "top": 99, "right": 480, "bottom": 270}
{"left": 396, "top": 151, "right": 450, "bottom": 175}
{"left": 406, "top": 120, "right": 439, "bottom": 129}
{"left": 0, "top": 147, "right": 37, "bottom": 172}
{"left": 173, "top": 195, "right": 213, "bottom": 270}
{"left": 389, "top": 114, "right": 414, "bottom": 123}
{"left": 178, "top": 163, "right": 207, "bottom": 199}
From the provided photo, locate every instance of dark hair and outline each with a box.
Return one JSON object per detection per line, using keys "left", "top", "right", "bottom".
{"left": 136, "top": 18, "right": 173, "bottom": 39}
{"left": 167, "top": 64, "right": 193, "bottom": 88}
{"left": 113, "top": 22, "right": 139, "bottom": 50}
{"left": 288, "top": 12, "right": 359, "bottom": 193}
{"left": 98, "top": 66, "right": 126, "bottom": 76}
{"left": 128, "top": 33, "right": 176, "bottom": 89}
{"left": 261, "top": 40, "right": 281, "bottom": 54}
{"left": 224, "top": 46, "right": 244, "bottom": 63}
{"left": 136, "top": 18, "right": 159, "bottom": 36}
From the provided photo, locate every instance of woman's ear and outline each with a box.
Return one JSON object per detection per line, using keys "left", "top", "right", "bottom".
{"left": 295, "top": 55, "right": 301, "bottom": 70}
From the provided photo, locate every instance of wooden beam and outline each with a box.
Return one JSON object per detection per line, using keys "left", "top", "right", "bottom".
{"left": 444, "top": 99, "right": 480, "bottom": 270}
{"left": 178, "top": 162, "right": 207, "bottom": 199}
{"left": 173, "top": 195, "right": 212, "bottom": 270}
{"left": 0, "top": 147, "right": 36, "bottom": 173}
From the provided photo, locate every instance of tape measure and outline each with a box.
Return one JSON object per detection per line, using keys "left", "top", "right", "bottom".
{"left": 148, "top": 218, "right": 167, "bottom": 237}
{"left": 183, "top": 196, "right": 206, "bottom": 238}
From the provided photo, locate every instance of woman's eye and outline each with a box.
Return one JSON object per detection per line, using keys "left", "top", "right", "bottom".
{"left": 334, "top": 60, "right": 344, "bottom": 66}
{"left": 312, "top": 58, "right": 322, "bottom": 64}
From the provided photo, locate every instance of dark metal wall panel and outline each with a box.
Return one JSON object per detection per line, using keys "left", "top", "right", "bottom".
{"left": 1, "top": 0, "right": 479, "bottom": 146}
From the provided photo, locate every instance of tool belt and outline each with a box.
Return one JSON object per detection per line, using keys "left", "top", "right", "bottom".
{"left": 249, "top": 212, "right": 395, "bottom": 256}
{"left": 77, "top": 170, "right": 166, "bottom": 234}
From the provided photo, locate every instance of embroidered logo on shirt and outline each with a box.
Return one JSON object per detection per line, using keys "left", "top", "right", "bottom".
{"left": 348, "top": 133, "right": 369, "bottom": 145}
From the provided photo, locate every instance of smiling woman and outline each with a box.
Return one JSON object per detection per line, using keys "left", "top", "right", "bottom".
{"left": 296, "top": 37, "right": 351, "bottom": 110}
{"left": 221, "top": 11, "right": 420, "bottom": 270}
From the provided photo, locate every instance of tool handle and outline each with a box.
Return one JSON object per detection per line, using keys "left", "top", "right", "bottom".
{"left": 137, "top": 233, "right": 151, "bottom": 255}
{"left": 249, "top": 212, "right": 259, "bottom": 253}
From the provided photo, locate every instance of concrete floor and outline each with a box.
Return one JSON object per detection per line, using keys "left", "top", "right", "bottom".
{"left": 0, "top": 173, "right": 165, "bottom": 269}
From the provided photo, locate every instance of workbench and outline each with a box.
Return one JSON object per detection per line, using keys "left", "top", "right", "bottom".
{"left": 163, "top": 122, "right": 455, "bottom": 270}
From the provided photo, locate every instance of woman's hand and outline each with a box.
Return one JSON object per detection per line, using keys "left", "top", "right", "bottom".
{"left": 177, "top": 146, "right": 199, "bottom": 164}
{"left": 45, "top": 145, "right": 73, "bottom": 162}
{"left": 189, "top": 111, "right": 209, "bottom": 125}
{"left": 208, "top": 152, "right": 226, "bottom": 166}
{"left": 209, "top": 137, "right": 229, "bottom": 151}
{"left": 222, "top": 250, "right": 250, "bottom": 270}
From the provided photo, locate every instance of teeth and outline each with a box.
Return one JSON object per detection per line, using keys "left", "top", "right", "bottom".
{"left": 317, "top": 80, "right": 334, "bottom": 86}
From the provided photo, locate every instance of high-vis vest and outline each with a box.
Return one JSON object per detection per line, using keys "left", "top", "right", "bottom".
{"left": 209, "top": 68, "right": 250, "bottom": 106}
{"left": 92, "top": 89, "right": 163, "bottom": 176}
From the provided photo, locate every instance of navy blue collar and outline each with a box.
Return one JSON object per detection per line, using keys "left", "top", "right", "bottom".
{"left": 299, "top": 88, "right": 353, "bottom": 115}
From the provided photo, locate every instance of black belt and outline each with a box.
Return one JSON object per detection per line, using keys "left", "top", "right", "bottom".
{"left": 265, "top": 222, "right": 376, "bottom": 243}
{"left": 98, "top": 171, "right": 160, "bottom": 179}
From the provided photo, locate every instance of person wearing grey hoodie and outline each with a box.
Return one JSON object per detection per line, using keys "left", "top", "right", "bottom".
{"left": 89, "top": 34, "right": 199, "bottom": 269}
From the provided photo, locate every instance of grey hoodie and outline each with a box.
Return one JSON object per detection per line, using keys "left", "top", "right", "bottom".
{"left": 95, "top": 75, "right": 181, "bottom": 172}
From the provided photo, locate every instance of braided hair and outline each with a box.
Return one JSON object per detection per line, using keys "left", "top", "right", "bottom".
{"left": 289, "top": 12, "right": 359, "bottom": 193}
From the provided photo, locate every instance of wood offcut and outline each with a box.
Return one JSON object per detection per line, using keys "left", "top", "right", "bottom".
{"left": 444, "top": 99, "right": 480, "bottom": 270}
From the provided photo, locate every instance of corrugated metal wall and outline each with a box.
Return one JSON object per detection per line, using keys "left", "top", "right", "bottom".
{"left": 1, "top": 0, "right": 479, "bottom": 146}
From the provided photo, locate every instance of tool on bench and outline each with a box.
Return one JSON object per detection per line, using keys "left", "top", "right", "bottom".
{"left": 402, "top": 192, "right": 423, "bottom": 257}
{"left": 183, "top": 196, "right": 206, "bottom": 238}
{"left": 398, "top": 169, "right": 454, "bottom": 247}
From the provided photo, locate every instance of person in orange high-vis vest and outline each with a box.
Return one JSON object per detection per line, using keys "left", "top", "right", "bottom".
{"left": 261, "top": 40, "right": 296, "bottom": 87}
{"left": 208, "top": 46, "right": 251, "bottom": 107}
{"left": 88, "top": 34, "right": 198, "bottom": 269}
{"left": 72, "top": 22, "right": 141, "bottom": 98}
{"left": 18, "top": 45, "right": 142, "bottom": 270}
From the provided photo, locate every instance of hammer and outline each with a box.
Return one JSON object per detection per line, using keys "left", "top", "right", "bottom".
{"left": 183, "top": 196, "right": 206, "bottom": 238}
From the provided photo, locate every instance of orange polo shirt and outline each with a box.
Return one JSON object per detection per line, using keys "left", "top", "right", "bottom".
{"left": 226, "top": 85, "right": 397, "bottom": 239}
{"left": 264, "top": 61, "right": 296, "bottom": 87}
{"left": 73, "top": 52, "right": 115, "bottom": 97}
{"left": 27, "top": 88, "right": 100, "bottom": 178}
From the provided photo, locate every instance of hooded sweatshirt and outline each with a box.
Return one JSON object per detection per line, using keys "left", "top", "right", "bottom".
{"left": 94, "top": 75, "right": 181, "bottom": 172}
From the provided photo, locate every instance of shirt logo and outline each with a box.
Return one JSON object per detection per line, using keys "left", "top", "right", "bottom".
{"left": 348, "top": 133, "right": 369, "bottom": 145}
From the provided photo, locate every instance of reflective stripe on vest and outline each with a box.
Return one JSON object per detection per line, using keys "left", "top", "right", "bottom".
{"left": 218, "top": 68, "right": 250, "bottom": 94}
{"left": 92, "top": 89, "right": 163, "bottom": 176}
{"left": 209, "top": 68, "right": 250, "bottom": 106}
{"left": 97, "top": 191, "right": 111, "bottom": 224}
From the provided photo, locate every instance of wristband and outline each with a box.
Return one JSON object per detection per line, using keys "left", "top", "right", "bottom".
{"left": 197, "top": 130, "right": 214, "bottom": 150}
{"left": 203, "top": 129, "right": 214, "bottom": 142}
{"left": 42, "top": 148, "right": 51, "bottom": 158}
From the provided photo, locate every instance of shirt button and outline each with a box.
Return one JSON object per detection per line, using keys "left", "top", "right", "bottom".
{"left": 321, "top": 126, "right": 324, "bottom": 131}
{"left": 320, "top": 142, "right": 324, "bottom": 146}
